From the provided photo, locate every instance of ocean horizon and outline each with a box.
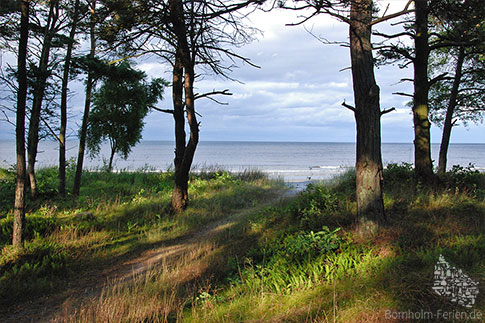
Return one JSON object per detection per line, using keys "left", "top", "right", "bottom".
{"left": 1, "top": 140, "right": 484, "bottom": 182}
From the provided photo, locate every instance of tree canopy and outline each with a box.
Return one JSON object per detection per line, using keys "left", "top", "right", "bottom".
{"left": 86, "top": 61, "right": 167, "bottom": 171}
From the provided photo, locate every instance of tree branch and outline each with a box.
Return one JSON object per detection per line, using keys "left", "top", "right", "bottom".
{"left": 393, "top": 92, "right": 413, "bottom": 98}
{"left": 1, "top": 110, "right": 15, "bottom": 127}
{"left": 194, "top": 89, "right": 232, "bottom": 100}
{"left": 429, "top": 72, "right": 449, "bottom": 87}
{"left": 370, "top": 0, "right": 414, "bottom": 26}
{"left": 342, "top": 100, "right": 356, "bottom": 112}
{"left": 40, "top": 115, "right": 60, "bottom": 143}
{"left": 149, "top": 105, "right": 174, "bottom": 114}
{"left": 381, "top": 107, "right": 396, "bottom": 116}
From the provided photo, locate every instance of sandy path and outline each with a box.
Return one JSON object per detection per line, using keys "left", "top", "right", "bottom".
{"left": 1, "top": 190, "right": 298, "bottom": 322}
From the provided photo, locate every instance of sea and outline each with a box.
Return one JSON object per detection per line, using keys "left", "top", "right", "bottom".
{"left": 1, "top": 140, "right": 484, "bottom": 182}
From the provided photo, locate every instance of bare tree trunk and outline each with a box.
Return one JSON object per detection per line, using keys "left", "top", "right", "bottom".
{"left": 349, "top": 0, "right": 386, "bottom": 236}
{"left": 13, "top": 0, "right": 29, "bottom": 248}
{"left": 73, "top": 0, "right": 96, "bottom": 196}
{"left": 413, "top": 0, "right": 433, "bottom": 182}
{"left": 438, "top": 46, "right": 465, "bottom": 174}
{"left": 27, "top": 0, "right": 58, "bottom": 198}
{"left": 171, "top": 47, "right": 188, "bottom": 212}
{"left": 169, "top": 0, "right": 199, "bottom": 212}
{"left": 59, "top": 0, "right": 81, "bottom": 197}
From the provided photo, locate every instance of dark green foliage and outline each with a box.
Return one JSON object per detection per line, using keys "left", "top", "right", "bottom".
{"left": 0, "top": 0, "right": 18, "bottom": 39}
{"left": 272, "top": 226, "right": 342, "bottom": 263}
{"left": 0, "top": 242, "right": 70, "bottom": 306}
{"left": 383, "top": 162, "right": 485, "bottom": 197}
{"left": 293, "top": 184, "right": 340, "bottom": 229}
{"left": 438, "top": 164, "right": 485, "bottom": 197}
{"left": 86, "top": 61, "right": 168, "bottom": 170}
{"left": 383, "top": 162, "right": 414, "bottom": 191}
{"left": 0, "top": 215, "right": 58, "bottom": 246}
{"left": 0, "top": 168, "right": 15, "bottom": 214}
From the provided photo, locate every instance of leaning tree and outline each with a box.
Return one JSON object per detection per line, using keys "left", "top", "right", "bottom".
{"left": 427, "top": 0, "right": 485, "bottom": 173}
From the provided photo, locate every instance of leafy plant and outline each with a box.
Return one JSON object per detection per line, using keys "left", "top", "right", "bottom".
{"left": 274, "top": 226, "right": 342, "bottom": 263}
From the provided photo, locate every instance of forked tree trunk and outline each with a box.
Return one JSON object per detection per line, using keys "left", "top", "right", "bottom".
{"left": 73, "top": 0, "right": 96, "bottom": 196}
{"left": 59, "top": 0, "right": 81, "bottom": 196}
{"left": 27, "top": 0, "right": 58, "bottom": 198}
{"left": 13, "top": 0, "right": 29, "bottom": 248}
{"left": 438, "top": 46, "right": 465, "bottom": 174}
{"left": 349, "top": 0, "right": 386, "bottom": 236}
{"left": 413, "top": 0, "right": 434, "bottom": 182}
{"left": 169, "top": 0, "right": 199, "bottom": 212}
{"left": 171, "top": 48, "right": 188, "bottom": 211}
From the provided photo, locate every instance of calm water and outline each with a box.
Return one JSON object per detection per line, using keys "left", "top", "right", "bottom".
{"left": 1, "top": 140, "right": 484, "bottom": 182}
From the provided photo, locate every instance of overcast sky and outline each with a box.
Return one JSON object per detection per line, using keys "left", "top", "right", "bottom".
{"left": 0, "top": 0, "right": 483, "bottom": 143}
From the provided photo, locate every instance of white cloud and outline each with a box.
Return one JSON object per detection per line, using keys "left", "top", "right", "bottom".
{"left": 1, "top": 0, "right": 483, "bottom": 144}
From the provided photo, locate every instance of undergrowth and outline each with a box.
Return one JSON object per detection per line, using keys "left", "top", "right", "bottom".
{"left": 1, "top": 163, "right": 484, "bottom": 322}
{"left": 184, "top": 164, "right": 485, "bottom": 322}
{"left": 0, "top": 166, "right": 282, "bottom": 312}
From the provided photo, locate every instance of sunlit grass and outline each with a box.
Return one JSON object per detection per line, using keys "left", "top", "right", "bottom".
{"left": 0, "top": 167, "right": 284, "bottom": 312}
{"left": 1, "top": 164, "right": 484, "bottom": 322}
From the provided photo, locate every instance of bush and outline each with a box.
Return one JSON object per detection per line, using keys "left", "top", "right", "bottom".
{"left": 384, "top": 162, "right": 414, "bottom": 185}
{"left": 293, "top": 184, "right": 340, "bottom": 230}
{"left": 439, "top": 164, "right": 485, "bottom": 196}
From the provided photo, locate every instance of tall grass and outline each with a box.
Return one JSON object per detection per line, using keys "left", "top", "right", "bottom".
{"left": 184, "top": 164, "right": 485, "bottom": 322}
{"left": 0, "top": 166, "right": 284, "bottom": 317}
{"left": 2, "top": 164, "right": 484, "bottom": 322}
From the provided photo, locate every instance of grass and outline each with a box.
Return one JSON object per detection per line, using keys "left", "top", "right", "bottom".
{"left": 0, "top": 166, "right": 284, "bottom": 316}
{"left": 180, "top": 164, "right": 485, "bottom": 322}
{"left": 1, "top": 163, "right": 484, "bottom": 322}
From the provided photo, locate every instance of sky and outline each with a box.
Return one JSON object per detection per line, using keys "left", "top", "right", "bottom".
{"left": 0, "top": 0, "right": 483, "bottom": 143}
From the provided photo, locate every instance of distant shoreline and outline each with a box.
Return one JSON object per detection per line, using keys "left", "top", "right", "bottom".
{"left": 1, "top": 139, "right": 485, "bottom": 145}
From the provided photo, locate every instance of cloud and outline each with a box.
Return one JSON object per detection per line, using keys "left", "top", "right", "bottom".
{"left": 1, "top": 1, "right": 483, "bottom": 144}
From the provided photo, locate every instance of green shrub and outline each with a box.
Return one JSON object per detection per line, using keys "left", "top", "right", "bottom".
{"left": 293, "top": 184, "right": 340, "bottom": 230}
{"left": 384, "top": 162, "right": 414, "bottom": 186}
{"left": 439, "top": 164, "right": 485, "bottom": 196}
{"left": 274, "top": 226, "right": 342, "bottom": 263}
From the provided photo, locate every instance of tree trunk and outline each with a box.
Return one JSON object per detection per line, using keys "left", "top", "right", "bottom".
{"left": 349, "top": 0, "right": 386, "bottom": 236}
{"left": 13, "top": 0, "right": 29, "bottom": 248}
{"left": 59, "top": 0, "right": 81, "bottom": 197}
{"left": 27, "top": 0, "right": 58, "bottom": 198}
{"left": 108, "top": 141, "right": 115, "bottom": 172}
{"left": 171, "top": 47, "right": 188, "bottom": 212}
{"left": 438, "top": 46, "right": 465, "bottom": 174}
{"left": 169, "top": 0, "right": 199, "bottom": 212}
{"left": 73, "top": 0, "right": 96, "bottom": 196}
{"left": 413, "top": 0, "right": 433, "bottom": 181}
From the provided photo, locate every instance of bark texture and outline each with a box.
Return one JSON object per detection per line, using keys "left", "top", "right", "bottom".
{"left": 437, "top": 46, "right": 465, "bottom": 174}
{"left": 169, "top": 0, "right": 199, "bottom": 212}
{"left": 413, "top": 0, "right": 433, "bottom": 181}
{"left": 349, "top": 0, "right": 386, "bottom": 235}
{"left": 13, "top": 0, "right": 30, "bottom": 248}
